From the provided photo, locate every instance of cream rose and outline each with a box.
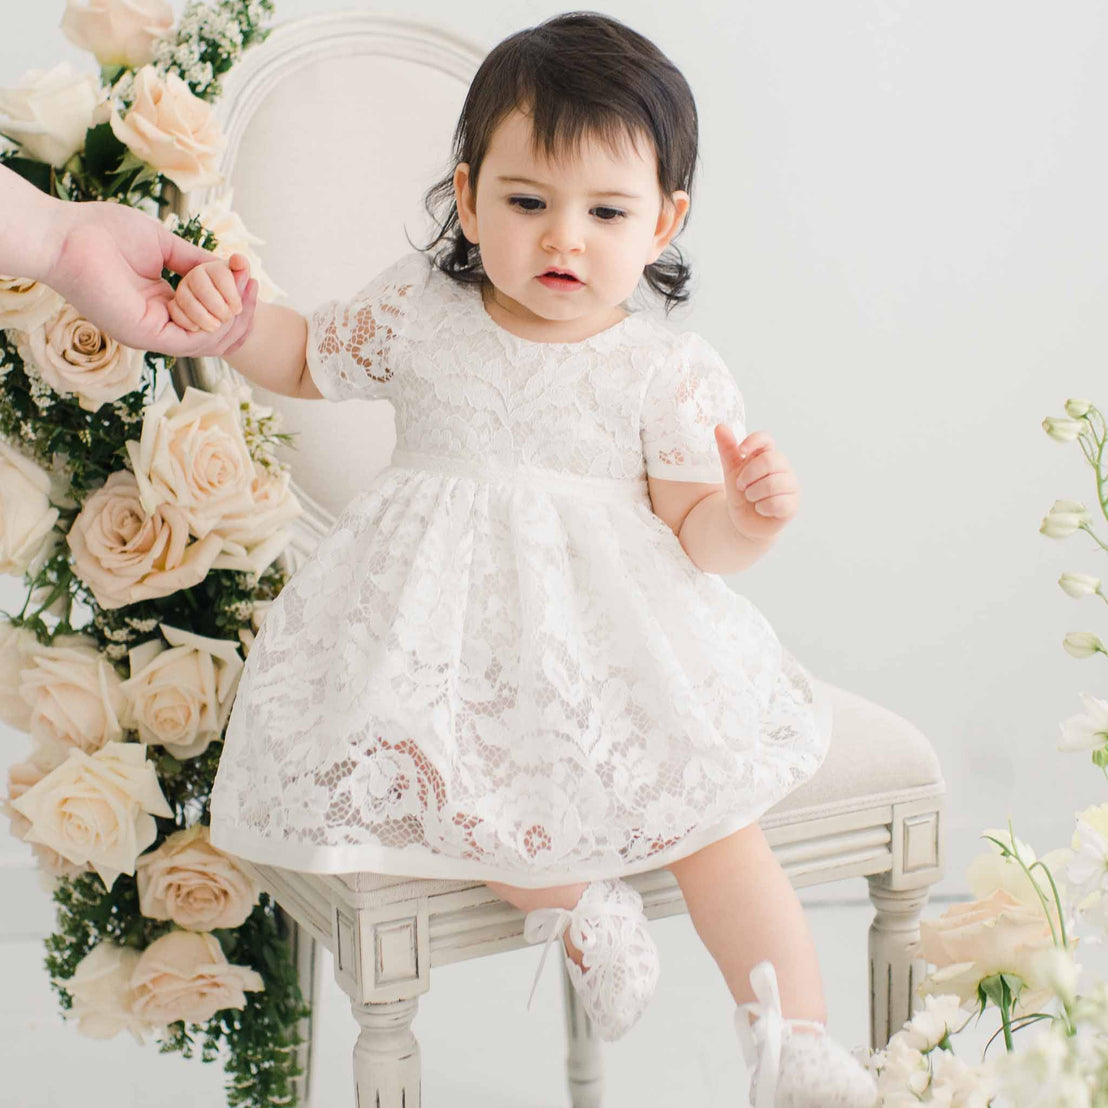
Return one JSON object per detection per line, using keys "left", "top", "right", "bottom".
{"left": 0, "top": 61, "right": 105, "bottom": 169}
{"left": 125, "top": 385, "right": 256, "bottom": 539}
{"left": 66, "top": 468, "right": 225, "bottom": 610}
{"left": 136, "top": 823, "right": 259, "bottom": 930}
{"left": 130, "top": 929, "right": 264, "bottom": 1026}
{"left": 0, "top": 438, "right": 61, "bottom": 577}
{"left": 2, "top": 738, "right": 92, "bottom": 882}
{"left": 9, "top": 740, "right": 173, "bottom": 892}
{"left": 109, "top": 65, "right": 224, "bottom": 192}
{"left": 966, "top": 828, "right": 1056, "bottom": 909}
{"left": 914, "top": 887, "right": 1061, "bottom": 1016}
{"left": 0, "top": 617, "right": 45, "bottom": 731}
{"left": 119, "top": 623, "right": 244, "bottom": 760}
{"left": 18, "top": 632, "right": 130, "bottom": 754}
{"left": 67, "top": 941, "right": 154, "bottom": 1042}
{"left": 14, "top": 303, "right": 146, "bottom": 412}
{"left": 61, "top": 0, "right": 175, "bottom": 69}
{"left": 210, "top": 462, "right": 301, "bottom": 576}
{"left": 0, "top": 276, "right": 65, "bottom": 332}
{"left": 178, "top": 188, "right": 285, "bottom": 302}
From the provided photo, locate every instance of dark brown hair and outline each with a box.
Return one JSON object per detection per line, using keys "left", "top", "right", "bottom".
{"left": 411, "top": 10, "right": 700, "bottom": 314}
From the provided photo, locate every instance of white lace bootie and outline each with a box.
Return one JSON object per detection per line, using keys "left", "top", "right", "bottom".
{"left": 734, "top": 960, "right": 878, "bottom": 1108}
{"left": 522, "top": 877, "right": 660, "bottom": 1042}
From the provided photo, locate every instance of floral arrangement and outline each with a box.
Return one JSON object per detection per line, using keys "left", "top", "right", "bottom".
{"left": 858, "top": 399, "right": 1108, "bottom": 1106}
{"left": 0, "top": 3, "right": 314, "bottom": 1106}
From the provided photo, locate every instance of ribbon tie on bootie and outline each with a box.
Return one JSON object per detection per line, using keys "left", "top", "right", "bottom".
{"left": 521, "top": 891, "right": 645, "bottom": 1013}
{"left": 735, "top": 960, "right": 785, "bottom": 1108}
{"left": 523, "top": 906, "right": 581, "bottom": 1011}
{"left": 734, "top": 959, "right": 827, "bottom": 1108}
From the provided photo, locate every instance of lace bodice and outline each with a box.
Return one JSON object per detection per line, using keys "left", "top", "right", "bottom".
{"left": 305, "top": 250, "right": 747, "bottom": 484}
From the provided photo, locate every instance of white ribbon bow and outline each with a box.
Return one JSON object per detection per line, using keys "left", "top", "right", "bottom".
{"left": 521, "top": 896, "right": 643, "bottom": 1012}
{"left": 734, "top": 959, "right": 826, "bottom": 1108}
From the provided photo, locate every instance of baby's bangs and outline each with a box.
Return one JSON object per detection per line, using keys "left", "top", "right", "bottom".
{"left": 515, "top": 95, "right": 654, "bottom": 173}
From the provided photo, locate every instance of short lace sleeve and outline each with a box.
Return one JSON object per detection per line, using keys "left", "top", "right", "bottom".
{"left": 641, "top": 331, "right": 747, "bottom": 483}
{"left": 305, "top": 250, "right": 429, "bottom": 402}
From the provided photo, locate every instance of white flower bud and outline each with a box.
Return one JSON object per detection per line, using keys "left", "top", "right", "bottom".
{"left": 1065, "top": 398, "right": 1092, "bottom": 418}
{"left": 1041, "top": 501, "right": 1091, "bottom": 537}
{"left": 1063, "top": 631, "right": 1104, "bottom": 658}
{"left": 1043, "top": 416, "right": 1085, "bottom": 442}
{"left": 1059, "top": 572, "right": 1102, "bottom": 598}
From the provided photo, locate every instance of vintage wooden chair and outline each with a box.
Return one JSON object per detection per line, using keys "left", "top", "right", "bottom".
{"left": 177, "top": 12, "right": 946, "bottom": 1106}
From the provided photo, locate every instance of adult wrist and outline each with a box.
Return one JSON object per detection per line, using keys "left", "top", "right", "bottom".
{"left": 0, "top": 165, "right": 71, "bottom": 283}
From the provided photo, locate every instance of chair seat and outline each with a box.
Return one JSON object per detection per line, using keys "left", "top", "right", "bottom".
{"left": 325, "top": 677, "right": 942, "bottom": 897}
{"left": 770, "top": 678, "right": 942, "bottom": 815}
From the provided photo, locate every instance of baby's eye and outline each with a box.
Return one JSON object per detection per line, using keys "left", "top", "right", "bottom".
{"left": 507, "top": 197, "right": 626, "bottom": 222}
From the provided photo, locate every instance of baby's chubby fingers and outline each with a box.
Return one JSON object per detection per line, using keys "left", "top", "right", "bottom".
{"left": 715, "top": 425, "right": 773, "bottom": 480}
{"left": 215, "top": 254, "right": 247, "bottom": 312}
{"left": 167, "top": 296, "right": 199, "bottom": 333}
{"left": 179, "top": 260, "right": 244, "bottom": 331}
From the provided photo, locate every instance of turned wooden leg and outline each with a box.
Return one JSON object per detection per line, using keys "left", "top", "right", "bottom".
{"left": 867, "top": 875, "right": 931, "bottom": 1049}
{"left": 350, "top": 996, "right": 421, "bottom": 1108}
{"left": 562, "top": 956, "right": 605, "bottom": 1108}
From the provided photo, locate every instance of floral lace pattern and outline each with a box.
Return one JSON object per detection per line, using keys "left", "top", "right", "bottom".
{"left": 523, "top": 877, "right": 660, "bottom": 1041}
{"left": 208, "top": 251, "right": 833, "bottom": 884}
{"left": 737, "top": 959, "right": 878, "bottom": 1108}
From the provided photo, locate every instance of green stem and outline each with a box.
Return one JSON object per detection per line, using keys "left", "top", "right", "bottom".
{"left": 1078, "top": 520, "right": 1108, "bottom": 556}
{"left": 1000, "top": 995, "right": 1014, "bottom": 1052}
{"left": 1094, "top": 416, "right": 1107, "bottom": 518}
{"left": 981, "top": 821, "right": 1060, "bottom": 948}
{"left": 982, "top": 1012, "right": 1054, "bottom": 1057}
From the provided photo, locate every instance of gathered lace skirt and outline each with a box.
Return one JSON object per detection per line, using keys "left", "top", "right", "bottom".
{"left": 208, "top": 450, "right": 832, "bottom": 887}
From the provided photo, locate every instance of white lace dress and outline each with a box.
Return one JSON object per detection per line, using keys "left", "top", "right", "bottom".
{"left": 208, "top": 249, "right": 833, "bottom": 887}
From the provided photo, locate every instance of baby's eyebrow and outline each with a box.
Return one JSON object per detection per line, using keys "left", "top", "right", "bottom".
{"left": 495, "top": 175, "right": 642, "bottom": 200}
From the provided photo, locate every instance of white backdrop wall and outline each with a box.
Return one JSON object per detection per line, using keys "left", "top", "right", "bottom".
{"left": 1, "top": 0, "right": 1107, "bottom": 911}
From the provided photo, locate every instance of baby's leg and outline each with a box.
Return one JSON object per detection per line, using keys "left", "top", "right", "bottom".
{"left": 486, "top": 880, "right": 590, "bottom": 968}
{"left": 665, "top": 821, "right": 827, "bottom": 1031}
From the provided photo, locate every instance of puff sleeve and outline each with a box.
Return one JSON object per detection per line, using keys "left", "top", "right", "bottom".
{"left": 640, "top": 331, "right": 747, "bottom": 483}
{"left": 304, "top": 250, "right": 429, "bottom": 402}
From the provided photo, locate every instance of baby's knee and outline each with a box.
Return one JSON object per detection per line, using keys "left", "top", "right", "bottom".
{"left": 485, "top": 879, "right": 589, "bottom": 914}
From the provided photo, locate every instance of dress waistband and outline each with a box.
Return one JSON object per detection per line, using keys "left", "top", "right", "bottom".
{"left": 389, "top": 449, "right": 649, "bottom": 505}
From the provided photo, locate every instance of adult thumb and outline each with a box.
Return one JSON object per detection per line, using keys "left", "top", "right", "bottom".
{"left": 158, "top": 225, "right": 221, "bottom": 277}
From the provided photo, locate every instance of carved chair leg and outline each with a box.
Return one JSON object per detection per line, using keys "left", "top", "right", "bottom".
{"left": 867, "top": 876, "right": 932, "bottom": 1050}
{"left": 350, "top": 996, "right": 422, "bottom": 1108}
{"left": 562, "top": 957, "right": 605, "bottom": 1108}
{"left": 273, "top": 905, "right": 322, "bottom": 1108}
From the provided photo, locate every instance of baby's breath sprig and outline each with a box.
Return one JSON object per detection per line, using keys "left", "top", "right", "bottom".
{"left": 151, "top": 0, "right": 277, "bottom": 102}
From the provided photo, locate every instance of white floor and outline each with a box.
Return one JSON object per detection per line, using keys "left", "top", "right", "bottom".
{"left": 1, "top": 873, "right": 1028, "bottom": 1108}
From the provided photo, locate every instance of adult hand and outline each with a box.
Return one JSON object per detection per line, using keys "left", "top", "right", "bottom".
{"left": 0, "top": 165, "right": 254, "bottom": 357}
{"left": 42, "top": 198, "right": 257, "bottom": 357}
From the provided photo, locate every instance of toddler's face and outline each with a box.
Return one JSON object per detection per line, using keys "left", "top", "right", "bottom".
{"left": 454, "top": 108, "right": 689, "bottom": 338}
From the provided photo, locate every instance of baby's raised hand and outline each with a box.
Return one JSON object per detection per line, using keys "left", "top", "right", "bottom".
{"left": 168, "top": 254, "right": 256, "bottom": 354}
{"left": 715, "top": 425, "right": 800, "bottom": 542}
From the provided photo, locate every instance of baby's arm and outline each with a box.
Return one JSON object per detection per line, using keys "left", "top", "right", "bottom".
{"left": 169, "top": 258, "right": 311, "bottom": 398}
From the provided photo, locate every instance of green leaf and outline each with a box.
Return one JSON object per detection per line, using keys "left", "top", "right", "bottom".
{"left": 82, "top": 122, "right": 127, "bottom": 179}
{"left": 2, "top": 155, "right": 51, "bottom": 194}
{"left": 979, "top": 974, "right": 1008, "bottom": 1009}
